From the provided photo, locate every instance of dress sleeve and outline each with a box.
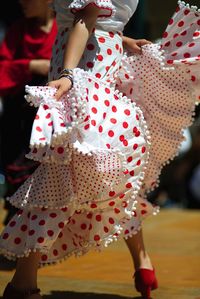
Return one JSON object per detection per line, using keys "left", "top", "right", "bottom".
{"left": 69, "top": 0, "right": 116, "bottom": 18}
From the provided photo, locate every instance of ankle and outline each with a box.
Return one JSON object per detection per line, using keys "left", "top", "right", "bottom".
{"left": 134, "top": 252, "right": 153, "bottom": 271}
{"left": 11, "top": 279, "right": 38, "bottom": 291}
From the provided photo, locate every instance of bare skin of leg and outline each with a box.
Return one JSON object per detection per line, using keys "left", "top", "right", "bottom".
{"left": 124, "top": 229, "right": 153, "bottom": 272}
{"left": 10, "top": 251, "right": 42, "bottom": 299}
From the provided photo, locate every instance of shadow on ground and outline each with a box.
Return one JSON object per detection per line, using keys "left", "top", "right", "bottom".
{"left": 43, "top": 292, "right": 148, "bottom": 299}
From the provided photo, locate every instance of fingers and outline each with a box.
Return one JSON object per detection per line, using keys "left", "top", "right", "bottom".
{"left": 54, "top": 87, "right": 67, "bottom": 101}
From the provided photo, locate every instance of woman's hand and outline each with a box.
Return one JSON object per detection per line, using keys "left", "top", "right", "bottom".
{"left": 48, "top": 77, "right": 72, "bottom": 101}
{"left": 122, "top": 36, "right": 152, "bottom": 54}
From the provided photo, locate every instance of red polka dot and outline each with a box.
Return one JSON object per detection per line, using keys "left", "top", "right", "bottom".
{"left": 31, "top": 215, "right": 38, "bottom": 221}
{"left": 57, "top": 147, "right": 64, "bottom": 154}
{"left": 14, "top": 237, "right": 21, "bottom": 244}
{"left": 104, "top": 100, "right": 110, "bottom": 106}
{"left": 125, "top": 229, "right": 129, "bottom": 235}
{"left": 98, "top": 37, "right": 105, "bottom": 43}
{"left": 94, "top": 235, "right": 100, "bottom": 241}
{"left": 3, "top": 233, "right": 9, "bottom": 239}
{"left": 58, "top": 222, "right": 64, "bottom": 228}
{"left": 119, "top": 135, "right": 125, "bottom": 142}
{"left": 99, "top": 125, "right": 103, "bottom": 133}
{"left": 180, "top": 30, "right": 187, "bottom": 36}
{"left": 105, "top": 88, "right": 110, "bottom": 94}
{"left": 124, "top": 109, "right": 130, "bottom": 116}
{"left": 97, "top": 54, "right": 103, "bottom": 61}
{"left": 191, "top": 76, "right": 196, "bottom": 82}
{"left": 123, "top": 122, "right": 128, "bottom": 129}
{"left": 39, "top": 220, "right": 45, "bottom": 226}
{"left": 109, "top": 32, "right": 114, "bottom": 38}
{"left": 184, "top": 53, "right": 191, "bottom": 58}
{"left": 130, "top": 170, "right": 135, "bottom": 176}
{"left": 96, "top": 215, "right": 102, "bottom": 222}
{"left": 114, "top": 208, "right": 120, "bottom": 214}
{"left": 109, "top": 218, "right": 114, "bottom": 224}
{"left": 93, "top": 94, "right": 99, "bottom": 101}
{"left": 86, "top": 62, "right": 94, "bottom": 68}
{"left": 193, "top": 32, "right": 200, "bottom": 37}
{"left": 91, "top": 203, "right": 97, "bottom": 208}
{"left": 141, "top": 210, "right": 147, "bottom": 215}
{"left": 178, "top": 21, "right": 184, "bottom": 27}
{"left": 137, "top": 160, "right": 141, "bottom": 166}
{"left": 91, "top": 107, "right": 97, "bottom": 114}
{"left": 91, "top": 119, "right": 96, "bottom": 126}
{"left": 81, "top": 223, "right": 87, "bottom": 230}
{"left": 20, "top": 224, "right": 28, "bottom": 232}
{"left": 169, "top": 18, "right": 174, "bottom": 25}
{"left": 62, "top": 244, "right": 67, "bottom": 251}
{"left": 84, "top": 124, "right": 90, "bottom": 130}
{"left": 50, "top": 213, "right": 57, "bottom": 218}
{"left": 87, "top": 212, "right": 93, "bottom": 219}
{"left": 123, "top": 140, "right": 128, "bottom": 146}
{"left": 37, "top": 237, "right": 44, "bottom": 243}
{"left": 109, "top": 191, "right": 115, "bottom": 197}
{"left": 184, "top": 9, "right": 190, "bottom": 15}
{"left": 41, "top": 255, "right": 48, "bottom": 261}
{"left": 104, "top": 226, "right": 109, "bottom": 233}
{"left": 127, "top": 156, "right": 133, "bottom": 163}
{"left": 197, "top": 20, "right": 200, "bottom": 26}
{"left": 133, "top": 144, "right": 138, "bottom": 150}
{"left": 9, "top": 221, "right": 16, "bottom": 227}
{"left": 108, "top": 130, "right": 114, "bottom": 137}
{"left": 36, "top": 126, "right": 42, "bottom": 132}
{"left": 176, "top": 41, "right": 183, "bottom": 47}
{"left": 29, "top": 230, "right": 35, "bottom": 236}
{"left": 189, "top": 43, "right": 195, "bottom": 48}
{"left": 95, "top": 73, "right": 101, "bottom": 79}
{"left": 110, "top": 118, "right": 117, "bottom": 124}
{"left": 109, "top": 201, "right": 115, "bottom": 206}
{"left": 47, "top": 230, "right": 54, "bottom": 237}
{"left": 53, "top": 249, "right": 58, "bottom": 256}
{"left": 112, "top": 106, "right": 117, "bottom": 113}
{"left": 126, "top": 183, "right": 132, "bottom": 189}
{"left": 163, "top": 31, "right": 168, "bottom": 38}
{"left": 107, "top": 49, "right": 112, "bottom": 55}
{"left": 106, "top": 144, "right": 110, "bottom": 149}
{"left": 142, "top": 146, "right": 146, "bottom": 153}
{"left": 61, "top": 207, "right": 68, "bottom": 212}
{"left": 87, "top": 44, "right": 95, "bottom": 50}
{"left": 115, "top": 44, "right": 119, "bottom": 50}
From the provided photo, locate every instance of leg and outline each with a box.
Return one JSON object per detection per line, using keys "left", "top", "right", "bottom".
{"left": 124, "top": 228, "right": 153, "bottom": 271}
{"left": 4, "top": 251, "right": 42, "bottom": 299}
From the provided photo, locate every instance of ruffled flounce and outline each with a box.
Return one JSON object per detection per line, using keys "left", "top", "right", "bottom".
{"left": 116, "top": 0, "right": 200, "bottom": 195}
{"left": 69, "top": 0, "right": 116, "bottom": 18}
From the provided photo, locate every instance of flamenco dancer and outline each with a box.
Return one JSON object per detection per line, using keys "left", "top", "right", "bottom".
{"left": 0, "top": 1, "right": 200, "bottom": 298}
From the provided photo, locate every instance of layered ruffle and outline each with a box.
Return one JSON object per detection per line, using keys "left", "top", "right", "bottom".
{"left": 69, "top": 0, "right": 116, "bottom": 18}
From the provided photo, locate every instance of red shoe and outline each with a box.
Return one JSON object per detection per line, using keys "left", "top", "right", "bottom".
{"left": 134, "top": 268, "right": 158, "bottom": 299}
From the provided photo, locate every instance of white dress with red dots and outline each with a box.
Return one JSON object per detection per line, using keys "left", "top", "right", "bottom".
{"left": 0, "top": 0, "right": 200, "bottom": 265}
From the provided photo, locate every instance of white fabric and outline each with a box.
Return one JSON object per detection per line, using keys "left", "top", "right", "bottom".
{"left": 0, "top": 1, "right": 200, "bottom": 265}
{"left": 54, "top": 0, "right": 139, "bottom": 32}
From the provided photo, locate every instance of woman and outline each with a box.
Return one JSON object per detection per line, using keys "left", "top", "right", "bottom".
{"left": 1, "top": 1, "right": 200, "bottom": 298}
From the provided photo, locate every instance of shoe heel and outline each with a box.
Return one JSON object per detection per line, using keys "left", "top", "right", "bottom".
{"left": 141, "top": 286, "right": 151, "bottom": 299}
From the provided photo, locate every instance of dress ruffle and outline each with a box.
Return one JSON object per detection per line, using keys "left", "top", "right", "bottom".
{"left": 69, "top": 0, "right": 116, "bottom": 18}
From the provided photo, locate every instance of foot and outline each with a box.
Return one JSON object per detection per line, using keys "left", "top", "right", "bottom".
{"left": 3, "top": 282, "right": 42, "bottom": 299}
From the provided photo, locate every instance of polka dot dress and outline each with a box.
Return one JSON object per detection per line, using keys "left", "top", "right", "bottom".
{"left": 0, "top": 0, "right": 200, "bottom": 265}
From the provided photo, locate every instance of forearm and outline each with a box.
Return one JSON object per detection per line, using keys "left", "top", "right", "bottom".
{"left": 63, "top": 7, "right": 100, "bottom": 69}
